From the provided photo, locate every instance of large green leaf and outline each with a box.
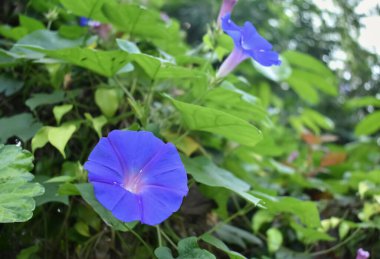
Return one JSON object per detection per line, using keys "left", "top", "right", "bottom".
{"left": 183, "top": 156, "right": 262, "bottom": 206}
{"left": 10, "top": 30, "right": 89, "bottom": 59}
{"left": 0, "top": 113, "right": 42, "bottom": 144}
{"left": 102, "top": 3, "right": 185, "bottom": 54}
{"left": 355, "top": 111, "right": 380, "bottom": 136}
{"left": 32, "top": 48, "right": 131, "bottom": 77}
{"left": 0, "top": 145, "right": 44, "bottom": 223}
{"left": 60, "top": 0, "right": 116, "bottom": 22}
{"left": 204, "top": 82, "right": 268, "bottom": 123}
{"left": 76, "top": 183, "right": 136, "bottom": 231}
{"left": 169, "top": 98, "right": 263, "bottom": 147}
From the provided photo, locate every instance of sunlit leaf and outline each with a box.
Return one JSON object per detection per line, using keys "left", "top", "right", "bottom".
{"left": 0, "top": 145, "right": 44, "bottom": 223}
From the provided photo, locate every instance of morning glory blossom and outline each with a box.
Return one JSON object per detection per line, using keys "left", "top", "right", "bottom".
{"left": 217, "top": 0, "right": 238, "bottom": 27}
{"left": 356, "top": 248, "right": 370, "bottom": 259}
{"left": 84, "top": 130, "right": 188, "bottom": 226}
{"left": 216, "top": 13, "right": 281, "bottom": 78}
{"left": 79, "top": 17, "right": 101, "bottom": 28}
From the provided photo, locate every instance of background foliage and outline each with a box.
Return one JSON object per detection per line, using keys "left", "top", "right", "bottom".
{"left": 0, "top": 0, "right": 379, "bottom": 258}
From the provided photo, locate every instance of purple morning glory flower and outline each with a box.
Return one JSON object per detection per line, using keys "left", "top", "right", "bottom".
{"left": 356, "top": 248, "right": 370, "bottom": 259}
{"left": 84, "top": 130, "right": 188, "bottom": 226}
{"left": 217, "top": 0, "right": 238, "bottom": 27}
{"left": 79, "top": 17, "right": 101, "bottom": 27}
{"left": 216, "top": 13, "right": 281, "bottom": 78}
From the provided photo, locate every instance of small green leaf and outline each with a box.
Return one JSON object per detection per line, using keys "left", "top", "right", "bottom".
{"left": 290, "top": 221, "right": 335, "bottom": 244}
{"left": 0, "top": 145, "right": 44, "bottom": 223}
{"left": 355, "top": 111, "right": 380, "bottom": 136}
{"left": 76, "top": 183, "right": 137, "bottom": 231}
{"left": 84, "top": 113, "right": 108, "bottom": 137}
{"left": 267, "top": 228, "right": 283, "bottom": 253}
{"left": 201, "top": 234, "right": 246, "bottom": 259}
{"left": 95, "top": 88, "right": 120, "bottom": 117}
{"left": 26, "top": 91, "right": 65, "bottom": 111}
{"left": 345, "top": 96, "right": 380, "bottom": 109}
{"left": 53, "top": 104, "right": 73, "bottom": 124}
{"left": 169, "top": 97, "right": 263, "bottom": 147}
{"left": 177, "top": 237, "right": 216, "bottom": 259}
{"left": 32, "top": 123, "right": 77, "bottom": 158}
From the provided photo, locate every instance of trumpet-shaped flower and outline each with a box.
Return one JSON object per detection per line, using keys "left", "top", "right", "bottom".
{"left": 84, "top": 130, "right": 188, "bottom": 226}
{"left": 216, "top": 13, "right": 281, "bottom": 78}
{"left": 356, "top": 248, "right": 370, "bottom": 259}
{"left": 217, "top": 0, "right": 238, "bottom": 27}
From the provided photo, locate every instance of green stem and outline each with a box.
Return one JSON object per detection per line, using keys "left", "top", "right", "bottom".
{"left": 125, "top": 225, "right": 154, "bottom": 257}
{"left": 310, "top": 228, "right": 361, "bottom": 256}
{"left": 156, "top": 225, "right": 163, "bottom": 247}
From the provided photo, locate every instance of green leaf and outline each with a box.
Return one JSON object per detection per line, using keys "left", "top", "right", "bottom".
{"left": 290, "top": 221, "right": 334, "bottom": 244}
{"left": 183, "top": 157, "right": 262, "bottom": 206}
{"left": 102, "top": 3, "right": 185, "bottom": 54}
{"left": 0, "top": 145, "right": 44, "bottom": 223}
{"left": 201, "top": 234, "right": 246, "bottom": 259}
{"left": 0, "top": 75, "right": 23, "bottom": 96}
{"left": 53, "top": 104, "right": 73, "bottom": 124}
{"left": 10, "top": 30, "right": 90, "bottom": 59}
{"left": 95, "top": 87, "right": 120, "bottom": 117}
{"left": 286, "top": 75, "right": 319, "bottom": 104}
{"left": 253, "top": 193, "right": 320, "bottom": 228}
{"left": 76, "top": 183, "right": 137, "bottom": 231}
{"left": 32, "top": 123, "right": 77, "bottom": 158}
{"left": 155, "top": 237, "right": 216, "bottom": 259}
{"left": 355, "top": 111, "right": 380, "bottom": 136}
{"left": 169, "top": 98, "right": 263, "bottom": 147}
{"left": 84, "top": 113, "right": 107, "bottom": 137}
{"left": 25, "top": 91, "right": 66, "bottom": 110}
{"left": 267, "top": 228, "right": 283, "bottom": 253}
{"left": 0, "top": 113, "right": 42, "bottom": 144}
{"left": 252, "top": 210, "right": 275, "bottom": 233}
{"left": 215, "top": 224, "right": 263, "bottom": 248}
{"left": 16, "top": 245, "right": 39, "bottom": 259}
{"left": 34, "top": 175, "right": 69, "bottom": 206}
{"left": 0, "top": 25, "right": 28, "bottom": 41}
{"left": 302, "top": 109, "right": 334, "bottom": 131}
{"left": 19, "top": 15, "right": 45, "bottom": 32}
{"left": 60, "top": 0, "right": 115, "bottom": 22}
{"left": 58, "top": 25, "right": 87, "bottom": 39}
{"left": 34, "top": 48, "right": 131, "bottom": 77}
{"left": 345, "top": 96, "right": 380, "bottom": 109}
{"left": 205, "top": 82, "right": 268, "bottom": 123}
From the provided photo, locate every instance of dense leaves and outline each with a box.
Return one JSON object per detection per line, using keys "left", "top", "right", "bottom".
{"left": 0, "top": 0, "right": 379, "bottom": 258}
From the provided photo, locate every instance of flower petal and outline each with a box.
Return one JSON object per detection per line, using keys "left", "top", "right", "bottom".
{"left": 107, "top": 130, "right": 164, "bottom": 176}
{"left": 140, "top": 187, "right": 185, "bottom": 225}
{"left": 111, "top": 191, "right": 141, "bottom": 222}
{"left": 86, "top": 137, "right": 124, "bottom": 175}
{"left": 85, "top": 161, "right": 123, "bottom": 184}
{"left": 251, "top": 50, "right": 281, "bottom": 66}
{"left": 92, "top": 181, "right": 126, "bottom": 211}
{"left": 221, "top": 13, "right": 242, "bottom": 47}
{"left": 241, "top": 21, "right": 272, "bottom": 51}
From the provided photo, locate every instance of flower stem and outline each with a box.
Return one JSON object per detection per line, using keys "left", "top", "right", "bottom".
{"left": 156, "top": 225, "right": 163, "bottom": 247}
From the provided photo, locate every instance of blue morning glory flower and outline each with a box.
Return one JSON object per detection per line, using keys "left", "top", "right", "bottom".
{"left": 84, "top": 130, "right": 188, "bottom": 226}
{"left": 79, "top": 17, "right": 101, "bottom": 27}
{"left": 217, "top": 0, "right": 238, "bottom": 27}
{"left": 216, "top": 13, "right": 281, "bottom": 78}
